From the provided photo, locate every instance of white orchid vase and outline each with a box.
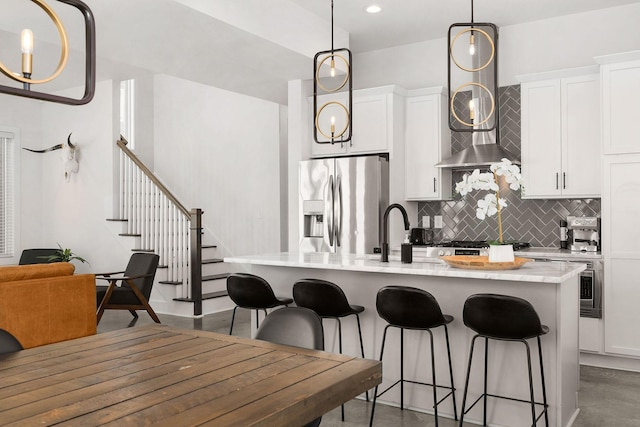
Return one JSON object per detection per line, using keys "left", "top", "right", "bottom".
{"left": 455, "top": 158, "right": 524, "bottom": 244}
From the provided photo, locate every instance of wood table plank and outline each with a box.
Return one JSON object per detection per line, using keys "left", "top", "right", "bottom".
{"left": 0, "top": 325, "right": 382, "bottom": 426}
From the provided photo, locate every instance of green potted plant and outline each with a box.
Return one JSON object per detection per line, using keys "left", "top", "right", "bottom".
{"left": 45, "top": 244, "right": 89, "bottom": 265}
{"left": 455, "top": 158, "right": 524, "bottom": 262}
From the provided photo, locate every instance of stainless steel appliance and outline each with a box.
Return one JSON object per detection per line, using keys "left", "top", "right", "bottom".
{"left": 577, "top": 259, "right": 603, "bottom": 318}
{"left": 567, "top": 216, "right": 600, "bottom": 252}
{"left": 299, "top": 155, "right": 389, "bottom": 254}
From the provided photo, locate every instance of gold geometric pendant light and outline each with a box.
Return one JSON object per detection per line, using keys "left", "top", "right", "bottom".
{"left": 448, "top": 0, "right": 498, "bottom": 133}
{"left": 0, "top": 0, "right": 96, "bottom": 105}
{"left": 313, "top": 0, "right": 352, "bottom": 145}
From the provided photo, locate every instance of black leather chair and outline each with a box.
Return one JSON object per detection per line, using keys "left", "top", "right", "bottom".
{"left": 255, "top": 307, "right": 323, "bottom": 427}
{"left": 0, "top": 328, "right": 23, "bottom": 355}
{"left": 370, "top": 286, "right": 457, "bottom": 427}
{"left": 226, "top": 273, "right": 293, "bottom": 335}
{"left": 459, "top": 293, "right": 549, "bottom": 427}
{"left": 18, "top": 248, "right": 59, "bottom": 265}
{"left": 293, "top": 278, "right": 368, "bottom": 420}
{"left": 96, "top": 253, "right": 161, "bottom": 324}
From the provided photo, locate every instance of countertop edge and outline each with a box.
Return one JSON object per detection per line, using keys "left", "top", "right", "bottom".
{"left": 224, "top": 252, "right": 585, "bottom": 284}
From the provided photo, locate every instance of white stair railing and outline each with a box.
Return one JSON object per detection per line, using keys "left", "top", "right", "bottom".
{"left": 116, "top": 137, "right": 204, "bottom": 313}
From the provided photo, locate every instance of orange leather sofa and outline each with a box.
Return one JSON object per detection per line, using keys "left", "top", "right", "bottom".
{"left": 0, "top": 262, "right": 96, "bottom": 349}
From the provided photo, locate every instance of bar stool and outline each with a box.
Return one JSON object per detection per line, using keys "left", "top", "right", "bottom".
{"left": 292, "top": 278, "right": 368, "bottom": 421}
{"left": 459, "top": 293, "right": 549, "bottom": 427}
{"left": 226, "top": 273, "right": 293, "bottom": 335}
{"left": 370, "top": 286, "right": 457, "bottom": 427}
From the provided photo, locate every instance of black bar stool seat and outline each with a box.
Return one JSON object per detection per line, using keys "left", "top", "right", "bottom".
{"left": 370, "top": 285, "right": 457, "bottom": 427}
{"left": 459, "top": 293, "right": 549, "bottom": 427}
{"left": 293, "top": 278, "right": 368, "bottom": 421}
{"left": 226, "top": 273, "right": 293, "bottom": 335}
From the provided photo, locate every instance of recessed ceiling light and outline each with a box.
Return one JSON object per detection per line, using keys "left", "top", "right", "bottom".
{"left": 365, "top": 5, "right": 382, "bottom": 14}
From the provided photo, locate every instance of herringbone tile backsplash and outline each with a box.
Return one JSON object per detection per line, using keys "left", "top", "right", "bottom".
{"left": 417, "top": 85, "right": 601, "bottom": 247}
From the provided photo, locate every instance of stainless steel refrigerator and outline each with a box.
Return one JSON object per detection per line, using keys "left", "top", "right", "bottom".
{"left": 299, "top": 155, "right": 389, "bottom": 254}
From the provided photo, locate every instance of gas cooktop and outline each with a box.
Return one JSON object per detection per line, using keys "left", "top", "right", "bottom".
{"left": 414, "top": 240, "right": 531, "bottom": 257}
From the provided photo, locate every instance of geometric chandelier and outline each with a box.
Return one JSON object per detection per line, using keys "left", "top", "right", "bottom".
{"left": 448, "top": 0, "right": 498, "bottom": 133}
{"left": 0, "top": 0, "right": 96, "bottom": 105}
{"left": 313, "top": 0, "right": 352, "bottom": 145}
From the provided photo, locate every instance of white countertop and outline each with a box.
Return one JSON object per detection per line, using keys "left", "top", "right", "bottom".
{"left": 224, "top": 252, "right": 586, "bottom": 284}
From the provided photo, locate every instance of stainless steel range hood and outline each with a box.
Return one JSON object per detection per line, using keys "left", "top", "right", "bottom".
{"left": 435, "top": 133, "right": 520, "bottom": 169}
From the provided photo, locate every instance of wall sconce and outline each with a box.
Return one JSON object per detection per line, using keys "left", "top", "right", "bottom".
{"left": 448, "top": 0, "right": 498, "bottom": 134}
{"left": 0, "top": 0, "right": 96, "bottom": 105}
{"left": 313, "top": 0, "right": 352, "bottom": 145}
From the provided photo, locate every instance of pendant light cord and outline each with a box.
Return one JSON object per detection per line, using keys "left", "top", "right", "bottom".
{"left": 470, "top": 0, "right": 474, "bottom": 24}
{"left": 331, "top": 0, "right": 334, "bottom": 53}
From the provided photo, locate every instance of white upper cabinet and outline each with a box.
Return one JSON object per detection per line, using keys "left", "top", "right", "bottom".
{"left": 520, "top": 69, "right": 600, "bottom": 198}
{"left": 599, "top": 53, "right": 640, "bottom": 155}
{"left": 404, "top": 88, "right": 451, "bottom": 201}
{"left": 310, "top": 86, "right": 402, "bottom": 158}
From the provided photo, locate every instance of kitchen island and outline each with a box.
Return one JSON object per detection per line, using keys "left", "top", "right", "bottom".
{"left": 225, "top": 252, "right": 585, "bottom": 427}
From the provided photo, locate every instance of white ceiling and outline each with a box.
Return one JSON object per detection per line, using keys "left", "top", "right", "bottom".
{"left": 290, "top": 0, "right": 640, "bottom": 53}
{"left": 1, "top": 0, "right": 638, "bottom": 105}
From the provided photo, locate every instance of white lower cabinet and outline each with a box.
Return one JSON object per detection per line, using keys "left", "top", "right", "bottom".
{"left": 603, "top": 154, "right": 640, "bottom": 357}
{"left": 404, "top": 88, "right": 451, "bottom": 201}
{"left": 580, "top": 317, "right": 603, "bottom": 353}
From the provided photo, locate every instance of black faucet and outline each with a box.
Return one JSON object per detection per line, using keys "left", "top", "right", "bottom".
{"left": 381, "top": 203, "right": 410, "bottom": 262}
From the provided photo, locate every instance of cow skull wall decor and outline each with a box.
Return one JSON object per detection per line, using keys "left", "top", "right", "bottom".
{"left": 23, "top": 133, "right": 79, "bottom": 182}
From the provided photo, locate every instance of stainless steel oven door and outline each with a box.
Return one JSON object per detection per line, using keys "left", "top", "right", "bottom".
{"left": 578, "top": 260, "right": 602, "bottom": 318}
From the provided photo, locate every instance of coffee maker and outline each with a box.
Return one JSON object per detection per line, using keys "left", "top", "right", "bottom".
{"left": 567, "top": 216, "right": 600, "bottom": 252}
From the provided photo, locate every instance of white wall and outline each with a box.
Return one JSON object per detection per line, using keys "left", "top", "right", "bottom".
{"left": 153, "top": 74, "right": 282, "bottom": 257}
{"left": 38, "top": 80, "right": 127, "bottom": 274}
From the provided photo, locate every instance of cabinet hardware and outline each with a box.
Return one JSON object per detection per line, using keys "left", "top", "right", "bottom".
{"left": 433, "top": 177, "right": 436, "bottom": 192}
{"left": 556, "top": 172, "right": 559, "bottom": 190}
{"left": 563, "top": 172, "right": 566, "bottom": 189}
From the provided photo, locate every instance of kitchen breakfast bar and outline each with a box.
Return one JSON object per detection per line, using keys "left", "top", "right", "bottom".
{"left": 225, "top": 252, "right": 585, "bottom": 427}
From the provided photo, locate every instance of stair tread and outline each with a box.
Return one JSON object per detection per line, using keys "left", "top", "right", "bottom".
{"left": 131, "top": 249, "right": 155, "bottom": 253}
{"left": 159, "top": 273, "right": 229, "bottom": 286}
{"left": 202, "top": 244, "right": 217, "bottom": 249}
{"left": 203, "top": 273, "right": 230, "bottom": 281}
{"left": 106, "top": 218, "right": 128, "bottom": 222}
{"left": 173, "top": 291, "right": 228, "bottom": 302}
{"left": 203, "top": 258, "right": 224, "bottom": 264}
{"left": 118, "top": 233, "right": 141, "bottom": 237}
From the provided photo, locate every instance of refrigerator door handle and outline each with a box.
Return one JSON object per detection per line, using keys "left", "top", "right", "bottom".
{"left": 335, "top": 175, "right": 342, "bottom": 247}
{"left": 327, "top": 175, "right": 334, "bottom": 246}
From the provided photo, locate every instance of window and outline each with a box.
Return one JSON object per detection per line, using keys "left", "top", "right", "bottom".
{"left": 0, "top": 131, "right": 16, "bottom": 257}
{"left": 119, "top": 79, "right": 135, "bottom": 149}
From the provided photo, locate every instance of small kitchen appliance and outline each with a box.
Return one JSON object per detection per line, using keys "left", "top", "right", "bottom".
{"left": 410, "top": 228, "right": 432, "bottom": 245}
{"left": 567, "top": 216, "right": 600, "bottom": 252}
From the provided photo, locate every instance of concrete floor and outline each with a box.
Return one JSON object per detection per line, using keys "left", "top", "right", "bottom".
{"left": 98, "top": 310, "right": 640, "bottom": 426}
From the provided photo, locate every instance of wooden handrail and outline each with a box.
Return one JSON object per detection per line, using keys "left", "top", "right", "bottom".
{"left": 116, "top": 136, "right": 189, "bottom": 217}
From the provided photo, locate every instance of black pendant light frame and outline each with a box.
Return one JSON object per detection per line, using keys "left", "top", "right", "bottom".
{"left": 0, "top": 0, "right": 96, "bottom": 105}
{"left": 447, "top": 0, "right": 499, "bottom": 133}
{"left": 313, "top": 0, "right": 352, "bottom": 145}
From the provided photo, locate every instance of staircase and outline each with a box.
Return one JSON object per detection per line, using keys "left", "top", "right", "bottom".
{"left": 108, "top": 137, "right": 234, "bottom": 317}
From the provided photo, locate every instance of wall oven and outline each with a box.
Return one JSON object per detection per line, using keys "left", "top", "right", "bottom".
{"left": 578, "top": 259, "right": 602, "bottom": 318}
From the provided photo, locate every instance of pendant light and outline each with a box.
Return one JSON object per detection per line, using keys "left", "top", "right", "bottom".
{"left": 0, "top": 0, "right": 96, "bottom": 105}
{"left": 313, "top": 0, "right": 352, "bottom": 145}
{"left": 448, "top": 0, "right": 498, "bottom": 133}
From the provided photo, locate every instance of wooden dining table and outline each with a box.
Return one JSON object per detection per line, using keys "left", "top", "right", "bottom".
{"left": 0, "top": 324, "right": 381, "bottom": 426}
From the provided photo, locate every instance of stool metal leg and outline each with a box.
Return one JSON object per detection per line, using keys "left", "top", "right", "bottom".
{"left": 355, "top": 313, "right": 370, "bottom": 401}
{"left": 400, "top": 327, "right": 404, "bottom": 410}
{"left": 229, "top": 306, "right": 239, "bottom": 335}
{"left": 337, "top": 318, "right": 345, "bottom": 422}
{"left": 538, "top": 336, "right": 549, "bottom": 427}
{"left": 484, "top": 337, "right": 489, "bottom": 426}
{"left": 427, "top": 329, "right": 439, "bottom": 426}
{"left": 459, "top": 334, "right": 480, "bottom": 427}
{"left": 524, "top": 340, "right": 536, "bottom": 426}
{"left": 369, "top": 324, "right": 391, "bottom": 427}
{"left": 444, "top": 324, "right": 458, "bottom": 420}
